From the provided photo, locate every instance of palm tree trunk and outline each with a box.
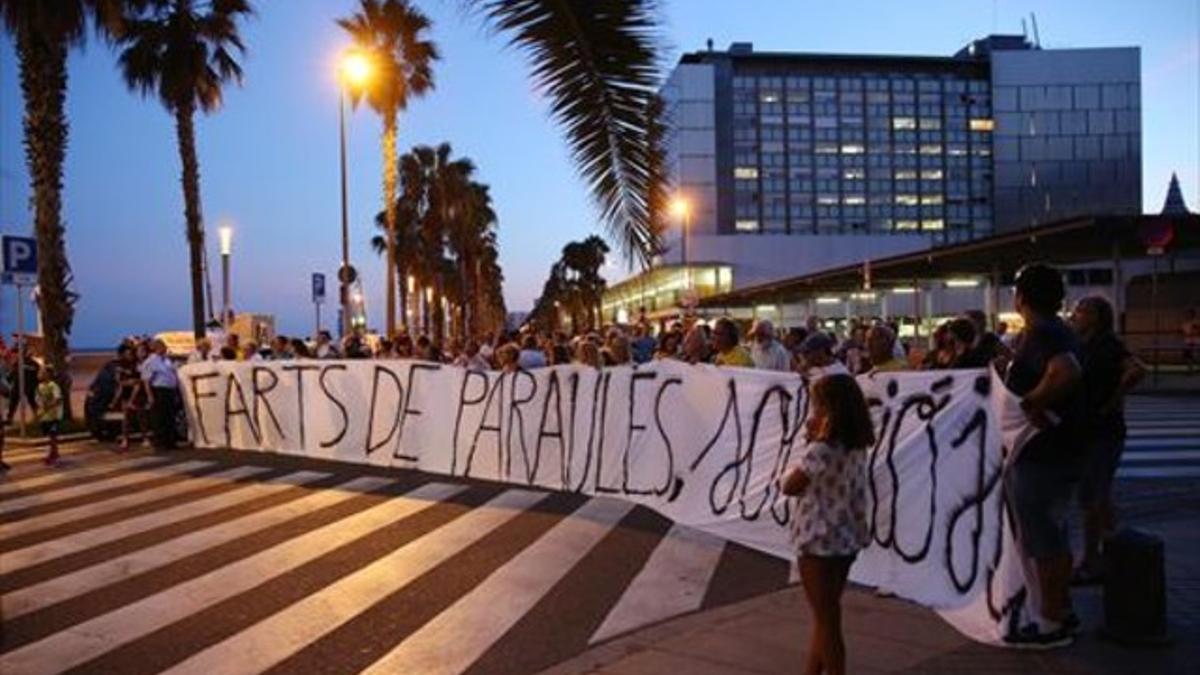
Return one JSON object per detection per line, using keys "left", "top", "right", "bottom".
{"left": 399, "top": 272, "right": 408, "bottom": 331}
{"left": 16, "top": 28, "right": 74, "bottom": 417}
{"left": 382, "top": 110, "right": 399, "bottom": 337}
{"left": 174, "top": 103, "right": 207, "bottom": 339}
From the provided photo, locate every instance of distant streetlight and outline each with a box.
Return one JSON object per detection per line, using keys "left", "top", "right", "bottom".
{"left": 337, "top": 48, "right": 374, "bottom": 338}
{"left": 218, "top": 223, "right": 234, "bottom": 332}
{"left": 672, "top": 194, "right": 692, "bottom": 290}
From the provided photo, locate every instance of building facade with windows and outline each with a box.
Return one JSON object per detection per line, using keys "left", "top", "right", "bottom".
{"left": 603, "top": 36, "right": 1142, "bottom": 323}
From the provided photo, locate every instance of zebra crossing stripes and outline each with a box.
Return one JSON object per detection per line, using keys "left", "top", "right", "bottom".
{"left": 0, "top": 449, "right": 790, "bottom": 675}
{"left": 162, "top": 489, "right": 550, "bottom": 675}
{"left": 1118, "top": 396, "right": 1200, "bottom": 479}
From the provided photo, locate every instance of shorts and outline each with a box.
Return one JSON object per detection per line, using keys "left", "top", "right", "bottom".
{"left": 1004, "top": 457, "right": 1078, "bottom": 559}
{"left": 1078, "top": 433, "right": 1124, "bottom": 505}
{"left": 40, "top": 420, "right": 61, "bottom": 436}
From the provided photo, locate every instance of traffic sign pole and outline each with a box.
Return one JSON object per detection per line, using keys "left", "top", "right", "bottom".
{"left": 15, "top": 283, "right": 27, "bottom": 437}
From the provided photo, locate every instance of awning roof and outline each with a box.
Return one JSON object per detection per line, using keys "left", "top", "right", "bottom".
{"left": 699, "top": 214, "right": 1200, "bottom": 307}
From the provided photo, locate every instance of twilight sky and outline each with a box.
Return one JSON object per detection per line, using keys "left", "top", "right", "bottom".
{"left": 1, "top": 0, "right": 1197, "bottom": 348}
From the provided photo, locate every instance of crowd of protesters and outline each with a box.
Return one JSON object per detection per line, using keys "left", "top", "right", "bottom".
{"left": 0, "top": 262, "right": 1149, "bottom": 664}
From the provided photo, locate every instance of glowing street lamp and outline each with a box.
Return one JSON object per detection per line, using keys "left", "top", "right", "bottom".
{"left": 218, "top": 223, "right": 234, "bottom": 331}
{"left": 336, "top": 48, "right": 375, "bottom": 338}
{"left": 672, "top": 194, "right": 692, "bottom": 291}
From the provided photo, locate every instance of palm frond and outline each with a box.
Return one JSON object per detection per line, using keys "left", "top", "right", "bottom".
{"left": 469, "top": 0, "right": 666, "bottom": 266}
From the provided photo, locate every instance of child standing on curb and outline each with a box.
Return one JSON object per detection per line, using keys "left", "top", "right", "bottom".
{"left": 780, "top": 374, "right": 874, "bottom": 675}
{"left": 36, "top": 367, "right": 64, "bottom": 467}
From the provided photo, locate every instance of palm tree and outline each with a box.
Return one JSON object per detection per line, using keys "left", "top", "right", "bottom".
{"left": 115, "top": 0, "right": 253, "bottom": 338}
{"left": 0, "top": 0, "right": 136, "bottom": 401}
{"left": 338, "top": 0, "right": 437, "bottom": 337}
{"left": 468, "top": 0, "right": 667, "bottom": 265}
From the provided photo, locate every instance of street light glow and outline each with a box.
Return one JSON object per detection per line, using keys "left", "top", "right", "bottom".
{"left": 671, "top": 195, "right": 689, "bottom": 218}
{"left": 339, "top": 49, "right": 373, "bottom": 89}
{"left": 218, "top": 224, "right": 234, "bottom": 256}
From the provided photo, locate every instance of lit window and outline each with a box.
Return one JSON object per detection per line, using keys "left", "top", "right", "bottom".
{"left": 734, "top": 167, "right": 759, "bottom": 179}
{"left": 817, "top": 195, "right": 840, "bottom": 205}
{"left": 894, "top": 144, "right": 916, "bottom": 155}
{"left": 921, "top": 219, "right": 945, "bottom": 230}
{"left": 895, "top": 220, "right": 919, "bottom": 230}
{"left": 894, "top": 169, "right": 917, "bottom": 180}
{"left": 921, "top": 169, "right": 944, "bottom": 180}
{"left": 841, "top": 143, "right": 865, "bottom": 154}
{"left": 761, "top": 93, "right": 780, "bottom": 104}
{"left": 919, "top": 144, "right": 943, "bottom": 155}
{"left": 969, "top": 118, "right": 995, "bottom": 131}
{"left": 895, "top": 194, "right": 919, "bottom": 206}
{"left": 843, "top": 168, "right": 866, "bottom": 180}
{"left": 947, "top": 146, "right": 967, "bottom": 156}
{"left": 735, "top": 219, "right": 760, "bottom": 232}
{"left": 892, "top": 117, "right": 916, "bottom": 130}
{"left": 815, "top": 142, "right": 839, "bottom": 154}
{"left": 921, "top": 194, "right": 943, "bottom": 205}
{"left": 843, "top": 195, "right": 866, "bottom": 205}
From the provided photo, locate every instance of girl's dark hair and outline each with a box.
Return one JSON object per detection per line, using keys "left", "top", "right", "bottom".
{"left": 811, "top": 374, "right": 875, "bottom": 451}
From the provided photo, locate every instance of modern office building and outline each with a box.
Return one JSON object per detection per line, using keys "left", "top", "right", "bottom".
{"left": 602, "top": 35, "right": 1142, "bottom": 322}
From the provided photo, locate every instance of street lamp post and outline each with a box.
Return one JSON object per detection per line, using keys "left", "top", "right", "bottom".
{"left": 672, "top": 195, "right": 691, "bottom": 291}
{"left": 218, "top": 224, "right": 233, "bottom": 333}
{"left": 337, "top": 50, "right": 372, "bottom": 338}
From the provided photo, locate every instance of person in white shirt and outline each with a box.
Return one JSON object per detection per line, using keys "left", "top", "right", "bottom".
{"left": 314, "top": 330, "right": 340, "bottom": 359}
{"left": 453, "top": 341, "right": 491, "bottom": 372}
{"left": 517, "top": 334, "right": 547, "bottom": 370}
{"left": 750, "top": 319, "right": 792, "bottom": 371}
{"left": 140, "top": 339, "right": 181, "bottom": 450}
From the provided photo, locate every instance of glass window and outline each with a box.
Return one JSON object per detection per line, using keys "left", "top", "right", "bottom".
{"left": 969, "top": 118, "right": 995, "bottom": 131}
{"left": 815, "top": 142, "right": 839, "bottom": 154}
{"left": 919, "top": 117, "right": 942, "bottom": 130}
{"left": 817, "top": 194, "right": 839, "bottom": 205}
{"left": 895, "top": 194, "right": 919, "bottom": 206}
{"left": 895, "top": 219, "right": 919, "bottom": 230}
{"left": 920, "top": 144, "right": 943, "bottom": 155}
{"left": 920, "top": 194, "right": 943, "bottom": 205}
{"left": 841, "top": 143, "right": 865, "bottom": 155}
{"left": 921, "top": 169, "right": 943, "bottom": 180}
{"left": 735, "top": 219, "right": 760, "bottom": 232}
{"left": 892, "top": 117, "right": 916, "bottom": 130}
{"left": 921, "top": 219, "right": 945, "bottom": 230}
{"left": 894, "top": 169, "right": 917, "bottom": 180}
{"left": 843, "top": 195, "right": 866, "bottom": 205}
{"left": 843, "top": 168, "right": 866, "bottom": 180}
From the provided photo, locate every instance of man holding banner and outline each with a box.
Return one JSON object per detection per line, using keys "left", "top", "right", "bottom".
{"left": 1002, "top": 264, "right": 1085, "bottom": 648}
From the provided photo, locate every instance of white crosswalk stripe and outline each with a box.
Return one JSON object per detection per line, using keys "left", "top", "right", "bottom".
{"left": 1117, "top": 395, "right": 1200, "bottom": 480}
{"left": 0, "top": 451, "right": 789, "bottom": 675}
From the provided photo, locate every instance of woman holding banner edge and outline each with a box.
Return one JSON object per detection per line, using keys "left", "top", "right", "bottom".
{"left": 780, "top": 374, "right": 874, "bottom": 675}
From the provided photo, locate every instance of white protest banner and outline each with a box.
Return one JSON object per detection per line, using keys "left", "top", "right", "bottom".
{"left": 179, "top": 359, "right": 1034, "bottom": 644}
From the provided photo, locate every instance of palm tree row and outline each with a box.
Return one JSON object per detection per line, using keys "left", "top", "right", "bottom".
{"left": 371, "top": 142, "right": 506, "bottom": 343}
{"left": 527, "top": 235, "right": 610, "bottom": 334}
{"left": 4, "top": 0, "right": 665, "bottom": 402}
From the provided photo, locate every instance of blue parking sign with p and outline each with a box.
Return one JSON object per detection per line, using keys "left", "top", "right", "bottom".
{"left": 1, "top": 235, "right": 37, "bottom": 285}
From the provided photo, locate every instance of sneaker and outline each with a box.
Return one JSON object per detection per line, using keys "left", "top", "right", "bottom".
{"left": 1003, "top": 622, "right": 1074, "bottom": 650}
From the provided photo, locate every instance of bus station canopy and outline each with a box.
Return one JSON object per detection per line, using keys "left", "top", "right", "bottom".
{"left": 698, "top": 214, "right": 1200, "bottom": 308}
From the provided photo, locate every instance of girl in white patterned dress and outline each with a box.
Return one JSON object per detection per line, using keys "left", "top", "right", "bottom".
{"left": 781, "top": 374, "right": 873, "bottom": 675}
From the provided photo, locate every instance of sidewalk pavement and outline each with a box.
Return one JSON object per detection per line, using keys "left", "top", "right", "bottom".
{"left": 541, "top": 490, "right": 1199, "bottom": 675}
